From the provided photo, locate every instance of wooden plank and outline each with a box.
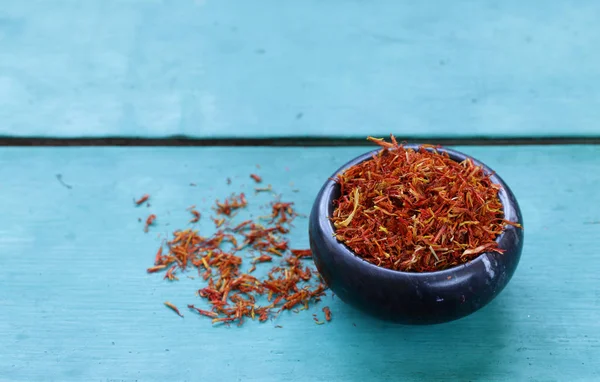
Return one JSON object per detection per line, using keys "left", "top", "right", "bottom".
{"left": 2, "top": 1, "right": 600, "bottom": 139}
{"left": 0, "top": 145, "right": 599, "bottom": 381}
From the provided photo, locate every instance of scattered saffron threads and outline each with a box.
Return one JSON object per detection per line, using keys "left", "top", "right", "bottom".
{"left": 290, "top": 249, "right": 312, "bottom": 259}
{"left": 215, "top": 193, "right": 247, "bottom": 216}
{"left": 147, "top": 265, "right": 167, "bottom": 273}
{"left": 135, "top": 194, "right": 150, "bottom": 206}
{"left": 189, "top": 209, "right": 201, "bottom": 223}
{"left": 164, "top": 301, "right": 184, "bottom": 317}
{"left": 188, "top": 304, "right": 218, "bottom": 318}
{"left": 331, "top": 135, "right": 523, "bottom": 272}
{"left": 253, "top": 254, "right": 273, "bottom": 264}
{"left": 213, "top": 218, "right": 225, "bottom": 228}
{"left": 255, "top": 185, "right": 273, "bottom": 193}
{"left": 250, "top": 174, "right": 262, "bottom": 183}
{"left": 154, "top": 247, "right": 164, "bottom": 265}
{"left": 147, "top": 189, "right": 327, "bottom": 326}
{"left": 144, "top": 214, "right": 156, "bottom": 233}
{"left": 323, "top": 306, "right": 332, "bottom": 322}
{"left": 232, "top": 220, "right": 252, "bottom": 232}
{"left": 312, "top": 315, "right": 325, "bottom": 325}
{"left": 164, "top": 265, "right": 179, "bottom": 281}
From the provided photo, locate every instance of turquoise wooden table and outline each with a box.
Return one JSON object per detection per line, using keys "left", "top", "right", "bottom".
{"left": 1, "top": 147, "right": 599, "bottom": 381}
{"left": 2, "top": 2, "right": 600, "bottom": 382}
{"left": 2, "top": 0, "right": 600, "bottom": 139}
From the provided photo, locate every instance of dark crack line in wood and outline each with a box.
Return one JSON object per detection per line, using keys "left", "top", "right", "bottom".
{"left": 0, "top": 136, "right": 600, "bottom": 147}
{"left": 55, "top": 174, "right": 73, "bottom": 189}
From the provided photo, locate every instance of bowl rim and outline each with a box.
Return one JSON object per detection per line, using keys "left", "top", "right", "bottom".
{"left": 314, "top": 143, "right": 523, "bottom": 278}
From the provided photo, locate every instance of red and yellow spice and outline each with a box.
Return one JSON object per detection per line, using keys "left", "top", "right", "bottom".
{"left": 146, "top": 188, "right": 327, "bottom": 326}
{"left": 164, "top": 301, "right": 184, "bottom": 318}
{"left": 331, "top": 135, "right": 522, "bottom": 273}
{"left": 144, "top": 214, "right": 156, "bottom": 233}
{"left": 135, "top": 194, "right": 150, "bottom": 206}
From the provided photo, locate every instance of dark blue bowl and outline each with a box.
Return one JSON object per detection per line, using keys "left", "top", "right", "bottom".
{"left": 309, "top": 145, "right": 524, "bottom": 324}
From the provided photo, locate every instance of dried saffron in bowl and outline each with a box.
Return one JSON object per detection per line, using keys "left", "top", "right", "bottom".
{"left": 331, "top": 135, "right": 522, "bottom": 273}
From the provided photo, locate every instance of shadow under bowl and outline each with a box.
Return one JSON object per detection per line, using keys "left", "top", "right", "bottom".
{"left": 309, "top": 145, "right": 524, "bottom": 324}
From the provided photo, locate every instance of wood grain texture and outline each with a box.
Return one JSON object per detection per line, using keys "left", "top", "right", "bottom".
{"left": 2, "top": 1, "right": 600, "bottom": 138}
{"left": 0, "top": 146, "right": 599, "bottom": 381}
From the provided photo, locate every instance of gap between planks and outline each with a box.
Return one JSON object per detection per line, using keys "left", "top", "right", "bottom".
{"left": 1, "top": 136, "right": 600, "bottom": 147}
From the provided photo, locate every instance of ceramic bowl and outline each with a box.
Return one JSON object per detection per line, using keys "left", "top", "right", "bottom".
{"left": 309, "top": 145, "right": 524, "bottom": 324}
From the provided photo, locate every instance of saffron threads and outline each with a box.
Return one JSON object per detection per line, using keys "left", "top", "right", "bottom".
{"left": 135, "top": 194, "right": 150, "bottom": 206}
{"left": 213, "top": 218, "right": 225, "bottom": 228}
{"left": 313, "top": 314, "right": 325, "bottom": 325}
{"left": 144, "top": 214, "right": 156, "bottom": 233}
{"left": 164, "top": 301, "right": 184, "bottom": 317}
{"left": 250, "top": 174, "right": 262, "bottom": 183}
{"left": 290, "top": 249, "right": 312, "bottom": 259}
{"left": 253, "top": 255, "right": 273, "bottom": 264}
{"left": 154, "top": 247, "right": 163, "bottom": 265}
{"left": 188, "top": 207, "right": 201, "bottom": 223}
{"left": 164, "top": 265, "right": 179, "bottom": 281}
{"left": 188, "top": 304, "right": 218, "bottom": 318}
{"left": 255, "top": 185, "right": 273, "bottom": 193}
{"left": 214, "top": 193, "right": 247, "bottom": 216}
{"left": 332, "top": 135, "right": 522, "bottom": 273}
{"left": 323, "top": 306, "right": 332, "bottom": 322}
{"left": 147, "top": 265, "right": 167, "bottom": 273}
{"left": 146, "top": 186, "right": 327, "bottom": 326}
